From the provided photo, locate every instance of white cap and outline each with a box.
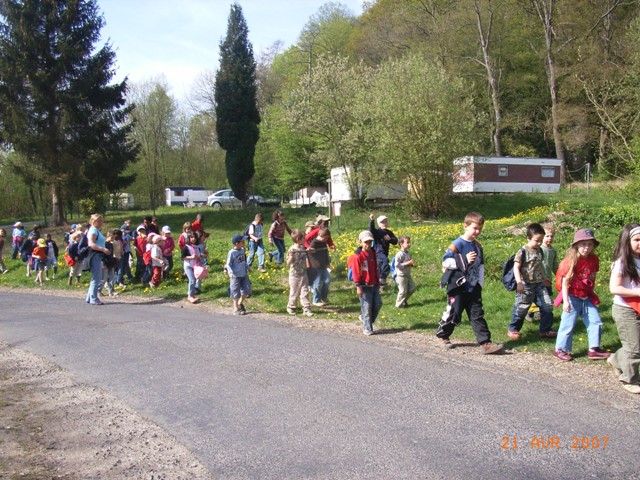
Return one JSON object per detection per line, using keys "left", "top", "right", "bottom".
{"left": 358, "top": 230, "right": 374, "bottom": 242}
{"left": 162, "top": 225, "right": 171, "bottom": 233}
{"left": 376, "top": 215, "right": 388, "bottom": 225}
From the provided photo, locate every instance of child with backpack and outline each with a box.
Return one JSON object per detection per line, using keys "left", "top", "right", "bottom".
{"left": 437, "top": 212, "right": 503, "bottom": 354}
{"left": 286, "top": 229, "right": 313, "bottom": 316}
{"left": 150, "top": 234, "right": 167, "bottom": 289}
{"left": 553, "top": 229, "right": 609, "bottom": 362}
{"left": 224, "top": 233, "right": 252, "bottom": 315}
{"left": 246, "top": 213, "right": 266, "bottom": 273}
{"left": 394, "top": 235, "right": 416, "bottom": 308}
{"left": 609, "top": 223, "right": 640, "bottom": 394}
{"left": 507, "top": 223, "right": 556, "bottom": 340}
{"left": 44, "top": 233, "right": 59, "bottom": 280}
{"left": 66, "top": 231, "right": 83, "bottom": 285}
{"left": 21, "top": 233, "right": 36, "bottom": 277}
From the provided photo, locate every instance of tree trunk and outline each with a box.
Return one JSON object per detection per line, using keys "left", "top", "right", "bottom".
{"left": 474, "top": 0, "right": 502, "bottom": 156}
{"left": 51, "top": 183, "right": 65, "bottom": 226}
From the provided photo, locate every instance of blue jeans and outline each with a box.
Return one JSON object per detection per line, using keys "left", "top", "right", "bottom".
{"left": 271, "top": 238, "right": 285, "bottom": 264}
{"left": 509, "top": 282, "right": 554, "bottom": 333}
{"left": 184, "top": 265, "right": 197, "bottom": 296}
{"left": 555, "top": 295, "right": 602, "bottom": 352}
{"left": 360, "top": 285, "right": 382, "bottom": 333}
{"left": 248, "top": 239, "right": 265, "bottom": 268}
{"left": 85, "top": 253, "right": 103, "bottom": 304}
{"left": 311, "top": 268, "right": 330, "bottom": 303}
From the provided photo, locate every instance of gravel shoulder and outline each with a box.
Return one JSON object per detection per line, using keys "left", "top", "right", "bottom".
{"left": 1, "top": 287, "right": 638, "bottom": 479}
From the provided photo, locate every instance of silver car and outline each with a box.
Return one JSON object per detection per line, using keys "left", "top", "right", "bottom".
{"left": 207, "top": 189, "right": 264, "bottom": 208}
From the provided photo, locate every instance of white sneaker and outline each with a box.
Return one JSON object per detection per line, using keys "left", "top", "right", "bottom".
{"left": 303, "top": 310, "right": 314, "bottom": 317}
{"left": 312, "top": 301, "right": 326, "bottom": 307}
{"left": 622, "top": 383, "right": 640, "bottom": 394}
{"left": 287, "top": 308, "right": 296, "bottom": 315}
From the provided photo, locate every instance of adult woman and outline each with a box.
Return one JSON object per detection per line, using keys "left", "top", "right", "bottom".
{"left": 86, "top": 213, "right": 109, "bottom": 305}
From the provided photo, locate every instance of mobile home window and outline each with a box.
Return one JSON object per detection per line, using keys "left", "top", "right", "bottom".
{"left": 498, "top": 166, "right": 508, "bottom": 177}
{"left": 541, "top": 167, "right": 555, "bottom": 178}
{"left": 175, "top": 190, "right": 184, "bottom": 196}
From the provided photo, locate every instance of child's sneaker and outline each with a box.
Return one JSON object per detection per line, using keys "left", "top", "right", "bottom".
{"left": 481, "top": 342, "right": 504, "bottom": 354}
{"left": 507, "top": 330, "right": 521, "bottom": 340}
{"left": 587, "top": 347, "right": 610, "bottom": 360}
{"left": 553, "top": 348, "right": 572, "bottom": 362}
{"left": 439, "top": 338, "right": 454, "bottom": 350}
{"left": 303, "top": 309, "right": 313, "bottom": 317}
{"left": 287, "top": 308, "right": 296, "bottom": 315}
{"left": 538, "top": 330, "right": 557, "bottom": 339}
{"left": 238, "top": 304, "right": 247, "bottom": 315}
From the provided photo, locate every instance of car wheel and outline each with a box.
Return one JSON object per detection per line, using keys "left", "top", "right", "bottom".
{"left": 211, "top": 202, "right": 222, "bottom": 209}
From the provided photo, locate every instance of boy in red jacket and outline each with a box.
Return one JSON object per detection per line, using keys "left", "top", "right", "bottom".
{"left": 351, "top": 230, "right": 382, "bottom": 335}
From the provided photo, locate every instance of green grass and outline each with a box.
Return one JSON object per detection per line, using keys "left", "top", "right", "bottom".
{"left": 0, "top": 185, "right": 631, "bottom": 360}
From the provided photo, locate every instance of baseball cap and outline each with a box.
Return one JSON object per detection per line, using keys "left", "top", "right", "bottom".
{"left": 305, "top": 221, "right": 315, "bottom": 228}
{"left": 13, "top": 221, "right": 22, "bottom": 227}
{"left": 358, "top": 230, "right": 374, "bottom": 242}
{"left": 231, "top": 233, "right": 246, "bottom": 245}
{"left": 377, "top": 215, "right": 388, "bottom": 225}
{"left": 162, "top": 226, "right": 172, "bottom": 234}
{"left": 316, "top": 214, "right": 330, "bottom": 223}
{"left": 572, "top": 229, "right": 599, "bottom": 247}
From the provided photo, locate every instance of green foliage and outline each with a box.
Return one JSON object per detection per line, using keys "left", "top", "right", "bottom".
{"left": 78, "top": 196, "right": 107, "bottom": 217}
{"left": 0, "top": 0, "right": 137, "bottom": 224}
{"left": 215, "top": 3, "right": 260, "bottom": 202}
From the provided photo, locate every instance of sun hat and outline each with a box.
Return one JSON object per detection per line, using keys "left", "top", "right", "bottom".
{"left": 376, "top": 215, "right": 388, "bottom": 225}
{"left": 305, "top": 221, "right": 315, "bottom": 228}
{"left": 231, "top": 233, "right": 246, "bottom": 245}
{"left": 146, "top": 232, "right": 158, "bottom": 243}
{"left": 13, "top": 221, "right": 23, "bottom": 227}
{"left": 152, "top": 234, "right": 163, "bottom": 244}
{"left": 358, "top": 230, "right": 374, "bottom": 242}
{"left": 162, "top": 225, "right": 172, "bottom": 234}
{"left": 316, "top": 214, "right": 330, "bottom": 223}
{"left": 37, "top": 238, "right": 46, "bottom": 248}
{"left": 572, "top": 229, "right": 599, "bottom": 247}
{"left": 136, "top": 225, "right": 146, "bottom": 232}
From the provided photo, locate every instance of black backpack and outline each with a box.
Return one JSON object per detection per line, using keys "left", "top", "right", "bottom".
{"left": 502, "top": 248, "right": 525, "bottom": 291}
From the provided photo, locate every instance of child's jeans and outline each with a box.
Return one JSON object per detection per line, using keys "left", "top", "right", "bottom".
{"left": 270, "top": 238, "right": 285, "bottom": 264}
{"left": 248, "top": 239, "right": 265, "bottom": 268}
{"left": 509, "top": 282, "right": 554, "bottom": 333}
{"left": 359, "top": 285, "right": 382, "bottom": 333}
{"left": 555, "top": 295, "right": 602, "bottom": 352}
{"left": 310, "top": 267, "right": 330, "bottom": 303}
{"left": 184, "top": 265, "right": 197, "bottom": 297}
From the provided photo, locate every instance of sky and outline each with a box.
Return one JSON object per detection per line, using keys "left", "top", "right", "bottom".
{"left": 99, "top": 1, "right": 364, "bottom": 102}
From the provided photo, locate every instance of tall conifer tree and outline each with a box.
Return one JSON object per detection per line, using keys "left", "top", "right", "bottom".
{"left": 215, "top": 3, "right": 260, "bottom": 203}
{"left": 0, "top": 0, "right": 136, "bottom": 224}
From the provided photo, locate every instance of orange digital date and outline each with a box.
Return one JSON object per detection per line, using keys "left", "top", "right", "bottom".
{"left": 501, "top": 436, "right": 608, "bottom": 449}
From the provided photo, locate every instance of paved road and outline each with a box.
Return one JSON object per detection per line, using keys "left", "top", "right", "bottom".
{"left": 1, "top": 291, "right": 639, "bottom": 479}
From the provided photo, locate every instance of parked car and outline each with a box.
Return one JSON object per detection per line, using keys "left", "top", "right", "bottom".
{"left": 207, "top": 189, "right": 266, "bottom": 208}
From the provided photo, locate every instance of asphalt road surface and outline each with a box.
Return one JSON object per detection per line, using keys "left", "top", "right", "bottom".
{"left": 1, "top": 291, "right": 639, "bottom": 479}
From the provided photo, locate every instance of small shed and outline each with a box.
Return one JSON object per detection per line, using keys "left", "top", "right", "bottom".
{"left": 165, "top": 187, "right": 212, "bottom": 206}
{"left": 330, "top": 166, "right": 407, "bottom": 202}
{"left": 453, "top": 156, "right": 562, "bottom": 193}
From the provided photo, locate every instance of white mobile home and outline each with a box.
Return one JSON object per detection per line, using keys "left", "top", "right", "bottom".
{"left": 453, "top": 156, "right": 562, "bottom": 193}
{"left": 165, "top": 187, "right": 212, "bottom": 206}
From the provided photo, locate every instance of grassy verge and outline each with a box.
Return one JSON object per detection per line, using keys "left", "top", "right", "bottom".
{"left": 0, "top": 184, "right": 631, "bottom": 359}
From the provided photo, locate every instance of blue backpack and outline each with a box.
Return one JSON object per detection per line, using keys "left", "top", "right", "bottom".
{"left": 390, "top": 256, "right": 397, "bottom": 282}
{"left": 502, "top": 248, "right": 525, "bottom": 291}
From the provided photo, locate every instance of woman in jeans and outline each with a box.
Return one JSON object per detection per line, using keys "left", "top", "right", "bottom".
{"left": 86, "top": 214, "right": 109, "bottom": 305}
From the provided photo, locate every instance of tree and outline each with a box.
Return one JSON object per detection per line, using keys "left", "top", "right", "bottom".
{"left": 128, "top": 79, "right": 178, "bottom": 211}
{"left": 0, "top": 0, "right": 136, "bottom": 225}
{"left": 215, "top": 3, "right": 260, "bottom": 205}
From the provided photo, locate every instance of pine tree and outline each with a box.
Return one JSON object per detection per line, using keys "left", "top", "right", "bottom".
{"left": 215, "top": 3, "right": 260, "bottom": 204}
{"left": 0, "top": 0, "right": 137, "bottom": 225}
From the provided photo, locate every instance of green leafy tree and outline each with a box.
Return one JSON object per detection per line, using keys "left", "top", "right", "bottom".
{"left": 215, "top": 3, "right": 260, "bottom": 204}
{"left": 0, "top": 0, "right": 136, "bottom": 224}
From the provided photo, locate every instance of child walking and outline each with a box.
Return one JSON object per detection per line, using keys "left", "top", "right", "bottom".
{"left": 351, "top": 230, "right": 382, "bottom": 335}
{"left": 161, "top": 226, "right": 175, "bottom": 278}
{"left": 369, "top": 213, "right": 398, "bottom": 290}
{"left": 44, "top": 233, "right": 59, "bottom": 280}
{"left": 247, "top": 213, "right": 266, "bottom": 273}
{"left": 437, "top": 212, "right": 503, "bottom": 354}
{"left": 32, "top": 238, "right": 48, "bottom": 286}
{"left": 224, "top": 233, "right": 252, "bottom": 315}
{"left": 308, "top": 227, "right": 331, "bottom": 306}
{"left": 181, "top": 232, "right": 202, "bottom": 304}
{"left": 541, "top": 223, "right": 559, "bottom": 295}
{"left": 507, "top": 223, "right": 556, "bottom": 339}
{"left": 150, "top": 234, "right": 166, "bottom": 288}
{"left": 286, "top": 229, "right": 313, "bottom": 316}
{"left": 553, "top": 229, "right": 610, "bottom": 362}
{"left": 268, "top": 210, "right": 292, "bottom": 264}
{"left": 394, "top": 235, "right": 416, "bottom": 308}
{"left": 0, "top": 228, "right": 8, "bottom": 273}
{"left": 66, "top": 231, "right": 83, "bottom": 285}
{"left": 609, "top": 223, "right": 640, "bottom": 394}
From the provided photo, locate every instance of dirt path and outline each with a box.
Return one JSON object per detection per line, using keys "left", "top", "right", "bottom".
{"left": 1, "top": 287, "right": 638, "bottom": 479}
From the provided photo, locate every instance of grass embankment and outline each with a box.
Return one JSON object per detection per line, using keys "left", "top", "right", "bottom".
{"left": 1, "top": 183, "right": 633, "bottom": 359}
